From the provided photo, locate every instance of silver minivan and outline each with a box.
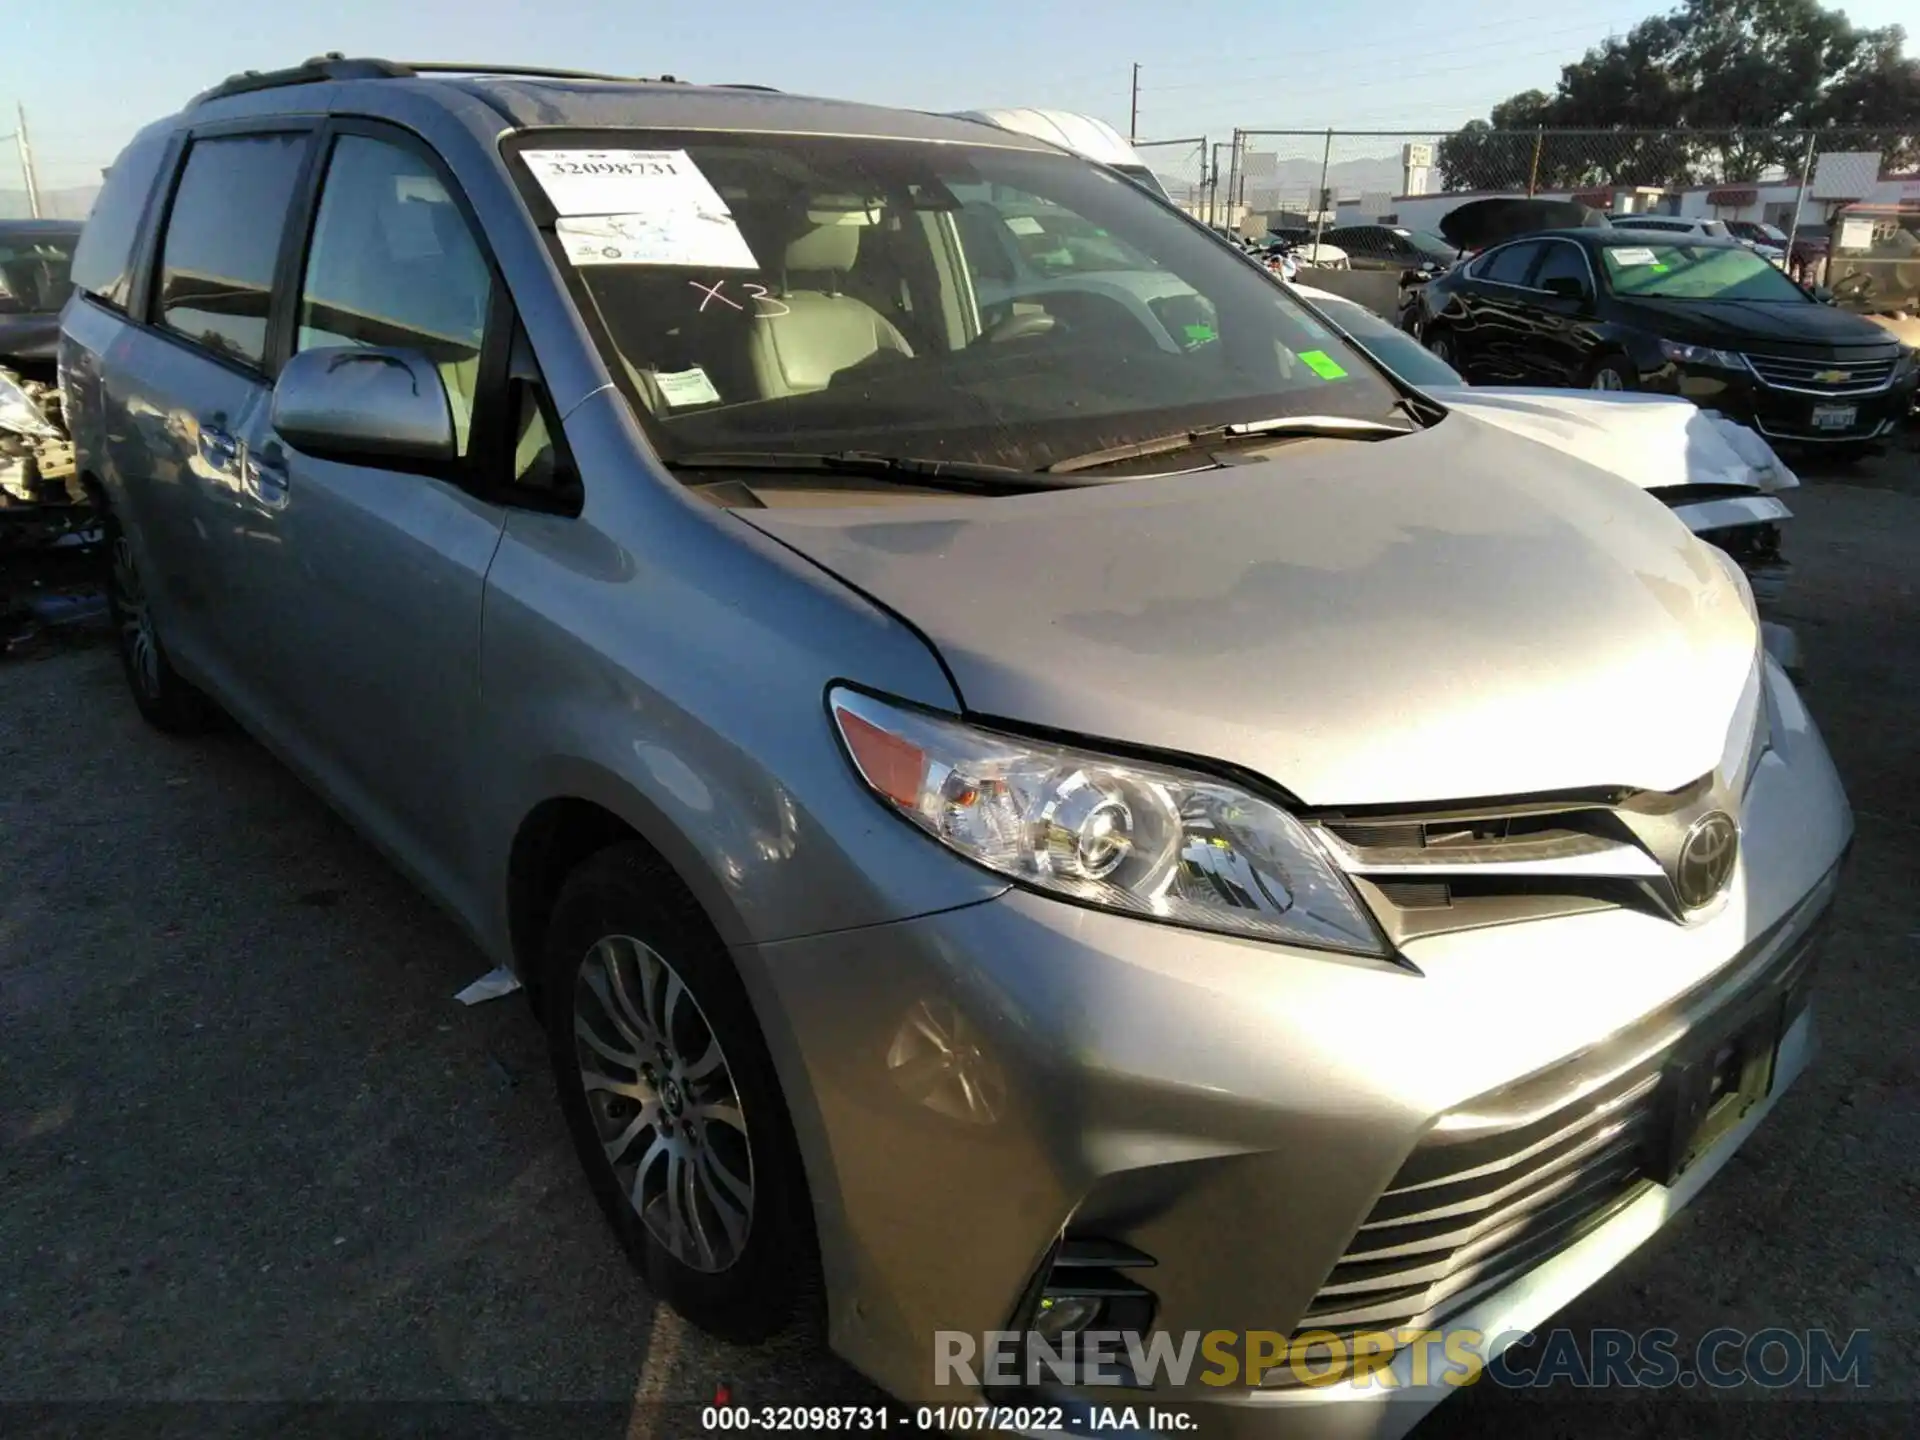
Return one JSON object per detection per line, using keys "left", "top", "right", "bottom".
{"left": 63, "top": 58, "right": 1851, "bottom": 1437}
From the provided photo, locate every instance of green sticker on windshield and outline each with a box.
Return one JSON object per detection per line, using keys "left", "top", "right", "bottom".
{"left": 1184, "top": 323, "right": 1217, "bottom": 342}
{"left": 1650, "top": 262, "right": 1669, "bottom": 272}
{"left": 1299, "top": 349, "right": 1349, "bottom": 380}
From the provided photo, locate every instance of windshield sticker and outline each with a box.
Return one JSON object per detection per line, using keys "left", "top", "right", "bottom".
{"left": 1004, "top": 215, "right": 1046, "bottom": 236}
{"left": 653, "top": 366, "right": 723, "bottom": 408}
{"left": 1184, "top": 323, "right": 1218, "bottom": 343}
{"left": 556, "top": 212, "right": 758, "bottom": 270}
{"left": 1298, "top": 349, "right": 1349, "bottom": 380}
{"left": 1838, "top": 217, "right": 1874, "bottom": 251}
{"left": 526, "top": 148, "right": 722, "bottom": 215}
{"left": 1609, "top": 246, "right": 1660, "bottom": 266}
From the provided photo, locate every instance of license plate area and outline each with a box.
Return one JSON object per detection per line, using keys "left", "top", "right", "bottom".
{"left": 1811, "top": 403, "right": 1857, "bottom": 431}
{"left": 1649, "top": 996, "right": 1785, "bottom": 1185}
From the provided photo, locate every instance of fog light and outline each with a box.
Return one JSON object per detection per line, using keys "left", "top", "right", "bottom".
{"left": 1033, "top": 1295, "right": 1105, "bottom": 1340}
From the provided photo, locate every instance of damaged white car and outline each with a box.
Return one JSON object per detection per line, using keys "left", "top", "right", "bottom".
{"left": 1292, "top": 282, "right": 1802, "bottom": 670}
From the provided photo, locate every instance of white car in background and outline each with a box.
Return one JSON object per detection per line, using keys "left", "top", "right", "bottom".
{"left": 1291, "top": 282, "right": 1803, "bottom": 669}
{"left": 951, "top": 108, "right": 1173, "bottom": 201}
{"left": 1609, "top": 213, "right": 1789, "bottom": 268}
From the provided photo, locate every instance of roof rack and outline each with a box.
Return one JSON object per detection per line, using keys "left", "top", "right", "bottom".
{"left": 189, "top": 53, "right": 775, "bottom": 108}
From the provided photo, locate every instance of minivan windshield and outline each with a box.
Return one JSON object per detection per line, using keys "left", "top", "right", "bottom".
{"left": 508, "top": 132, "right": 1400, "bottom": 472}
{"left": 1600, "top": 241, "right": 1807, "bottom": 301}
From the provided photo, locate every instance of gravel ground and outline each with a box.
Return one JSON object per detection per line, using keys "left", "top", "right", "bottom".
{"left": 2, "top": 447, "right": 1916, "bottom": 1440}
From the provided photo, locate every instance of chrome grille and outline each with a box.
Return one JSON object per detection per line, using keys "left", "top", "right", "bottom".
{"left": 1290, "top": 1065, "right": 1660, "bottom": 1340}
{"left": 1742, "top": 351, "right": 1897, "bottom": 395}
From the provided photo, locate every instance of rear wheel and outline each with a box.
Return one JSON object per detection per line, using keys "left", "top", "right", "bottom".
{"left": 1589, "top": 356, "right": 1636, "bottom": 392}
{"left": 542, "top": 841, "right": 816, "bottom": 1342}
{"left": 104, "top": 515, "right": 219, "bottom": 734}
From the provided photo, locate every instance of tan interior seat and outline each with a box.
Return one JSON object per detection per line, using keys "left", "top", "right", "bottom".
{"left": 749, "top": 221, "right": 913, "bottom": 396}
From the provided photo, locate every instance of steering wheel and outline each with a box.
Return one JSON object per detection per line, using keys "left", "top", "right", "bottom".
{"left": 1830, "top": 271, "right": 1877, "bottom": 303}
{"left": 976, "top": 310, "right": 1061, "bottom": 345}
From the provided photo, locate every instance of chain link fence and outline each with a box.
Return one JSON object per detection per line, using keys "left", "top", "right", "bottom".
{"left": 1213, "top": 126, "right": 1920, "bottom": 298}
{"left": 1132, "top": 135, "right": 1209, "bottom": 212}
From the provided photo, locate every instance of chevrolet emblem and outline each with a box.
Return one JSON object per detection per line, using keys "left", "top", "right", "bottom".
{"left": 1812, "top": 368, "right": 1849, "bottom": 383}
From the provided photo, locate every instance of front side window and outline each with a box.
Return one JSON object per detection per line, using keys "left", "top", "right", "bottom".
{"left": 297, "top": 134, "right": 493, "bottom": 455}
{"left": 157, "top": 133, "right": 309, "bottom": 367}
{"left": 510, "top": 132, "right": 1399, "bottom": 472}
{"left": 1600, "top": 242, "right": 1807, "bottom": 300}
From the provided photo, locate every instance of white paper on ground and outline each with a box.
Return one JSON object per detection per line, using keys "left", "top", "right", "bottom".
{"left": 454, "top": 965, "right": 524, "bottom": 1006}
{"left": 655, "top": 366, "right": 723, "bottom": 407}
{"left": 555, "top": 212, "right": 759, "bottom": 269}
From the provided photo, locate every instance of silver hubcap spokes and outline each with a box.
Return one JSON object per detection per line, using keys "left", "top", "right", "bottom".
{"left": 573, "top": 934, "right": 753, "bottom": 1273}
{"left": 1592, "top": 368, "right": 1625, "bottom": 391}
{"left": 111, "top": 536, "right": 160, "bottom": 698}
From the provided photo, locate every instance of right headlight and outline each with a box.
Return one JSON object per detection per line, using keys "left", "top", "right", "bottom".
{"left": 829, "top": 687, "right": 1385, "bottom": 956}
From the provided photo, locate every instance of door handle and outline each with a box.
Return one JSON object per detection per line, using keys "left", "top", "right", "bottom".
{"left": 198, "top": 423, "right": 241, "bottom": 471}
{"left": 244, "top": 444, "right": 291, "bottom": 508}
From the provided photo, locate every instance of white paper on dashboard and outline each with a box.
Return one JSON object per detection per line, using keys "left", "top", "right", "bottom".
{"left": 1610, "top": 246, "right": 1660, "bottom": 265}
{"left": 654, "top": 366, "right": 724, "bottom": 407}
{"left": 524, "top": 148, "right": 728, "bottom": 214}
{"left": 555, "top": 212, "right": 759, "bottom": 269}
{"left": 1837, "top": 218, "right": 1874, "bottom": 251}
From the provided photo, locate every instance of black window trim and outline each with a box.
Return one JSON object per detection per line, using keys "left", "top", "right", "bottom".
{"left": 140, "top": 118, "right": 324, "bottom": 384}
{"left": 67, "top": 128, "right": 183, "bottom": 320}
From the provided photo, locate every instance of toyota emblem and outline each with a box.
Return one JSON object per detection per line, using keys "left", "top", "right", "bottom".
{"left": 1675, "top": 811, "right": 1739, "bottom": 911}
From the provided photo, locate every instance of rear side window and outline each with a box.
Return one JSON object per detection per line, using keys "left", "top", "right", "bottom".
{"left": 68, "top": 129, "right": 173, "bottom": 311}
{"left": 157, "top": 132, "right": 309, "bottom": 367}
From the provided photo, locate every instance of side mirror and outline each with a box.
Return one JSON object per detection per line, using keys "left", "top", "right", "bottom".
{"left": 271, "top": 347, "right": 455, "bottom": 464}
{"left": 1542, "top": 275, "right": 1589, "bottom": 302}
{"left": 1811, "top": 285, "right": 1836, "bottom": 305}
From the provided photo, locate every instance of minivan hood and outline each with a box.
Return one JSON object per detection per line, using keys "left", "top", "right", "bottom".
{"left": 739, "top": 418, "right": 1759, "bottom": 807}
{"left": 1610, "top": 296, "right": 1896, "bottom": 349}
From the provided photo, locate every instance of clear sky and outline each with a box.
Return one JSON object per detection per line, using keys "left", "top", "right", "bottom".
{"left": 7, "top": 0, "right": 1915, "bottom": 193}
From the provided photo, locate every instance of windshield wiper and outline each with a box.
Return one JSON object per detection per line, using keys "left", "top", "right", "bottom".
{"left": 1042, "top": 415, "right": 1414, "bottom": 474}
{"left": 666, "top": 450, "right": 1084, "bottom": 495}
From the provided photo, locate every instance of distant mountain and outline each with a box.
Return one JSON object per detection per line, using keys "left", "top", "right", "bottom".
{"left": 0, "top": 184, "right": 101, "bottom": 222}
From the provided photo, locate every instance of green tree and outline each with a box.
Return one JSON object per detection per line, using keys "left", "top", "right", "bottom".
{"left": 1438, "top": 0, "right": 1918, "bottom": 190}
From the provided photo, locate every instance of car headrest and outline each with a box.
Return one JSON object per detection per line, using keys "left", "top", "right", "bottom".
{"left": 785, "top": 221, "right": 861, "bottom": 274}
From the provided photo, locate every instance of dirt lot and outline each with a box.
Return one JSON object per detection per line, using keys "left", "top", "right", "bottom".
{"left": 2, "top": 448, "right": 1917, "bottom": 1440}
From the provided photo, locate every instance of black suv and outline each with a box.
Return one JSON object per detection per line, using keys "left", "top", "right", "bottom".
{"left": 1408, "top": 226, "right": 1916, "bottom": 455}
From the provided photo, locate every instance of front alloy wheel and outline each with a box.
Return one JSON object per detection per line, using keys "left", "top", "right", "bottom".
{"left": 573, "top": 934, "right": 755, "bottom": 1273}
{"left": 543, "top": 841, "right": 814, "bottom": 1342}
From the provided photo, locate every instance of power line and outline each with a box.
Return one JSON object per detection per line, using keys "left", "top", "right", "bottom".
{"left": 1139, "top": 22, "right": 1611, "bottom": 95}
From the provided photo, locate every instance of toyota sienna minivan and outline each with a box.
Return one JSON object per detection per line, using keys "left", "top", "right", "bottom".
{"left": 62, "top": 56, "right": 1852, "bottom": 1437}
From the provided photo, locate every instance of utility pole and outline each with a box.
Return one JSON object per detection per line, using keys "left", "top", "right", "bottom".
{"left": 1128, "top": 63, "right": 1140, "bottom": 142}
{"left": 15, "top": 102, "right": 42, "bottom": 218}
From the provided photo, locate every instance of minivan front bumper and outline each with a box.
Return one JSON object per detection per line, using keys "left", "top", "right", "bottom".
{"left": 735, "top": 661, "right": 1851, "bottom": 1432}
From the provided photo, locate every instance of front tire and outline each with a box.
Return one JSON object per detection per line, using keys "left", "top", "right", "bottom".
{"left": 1589, "top": 356, "right": 1636, "bottom": 392}
{"left": 1425, "top": 327, "right": 1460, "bottom": 372}
{"left": 104, "top": 514, "right": 219, "bottom": 734}
{"left": 542, "top": 842, "right": 816, "bottom": 1343}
